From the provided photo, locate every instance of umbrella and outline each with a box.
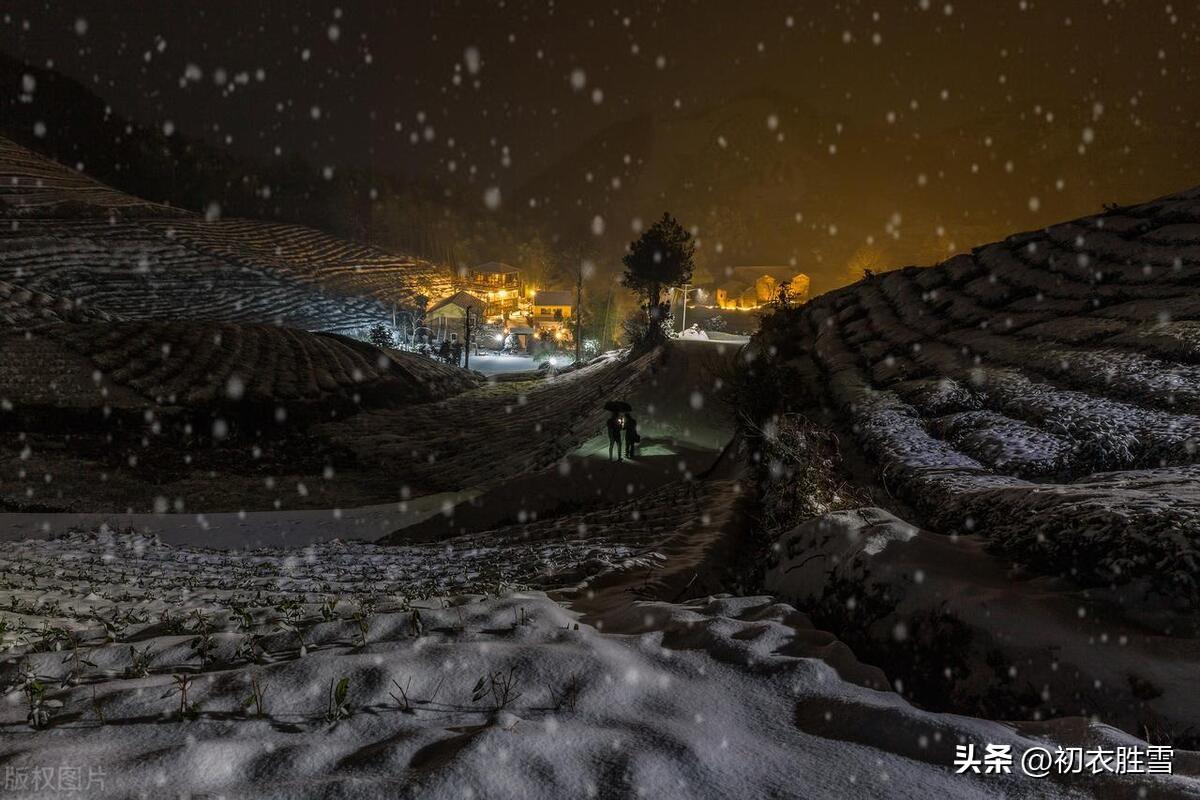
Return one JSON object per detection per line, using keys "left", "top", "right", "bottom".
{"left": 604, "top": 400, "right": 632, "bottom": 413}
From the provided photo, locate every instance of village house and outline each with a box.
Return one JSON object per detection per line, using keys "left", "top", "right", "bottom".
{"left": 458, "top": 261, "right": 523, "bottom": 321}
{"left": 713, "top": 266, "right": 810, "bottom": 310}
{"left": 529, "top": 289, "right": 575, "bottom": 339}
{"left": 426, "top": 291, "right": 487, "bottom": 343}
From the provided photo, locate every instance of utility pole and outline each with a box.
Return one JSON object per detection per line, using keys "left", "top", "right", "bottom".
{"left": 678, "top": 282, "right": 691, "bottom": 333}
{"left": 574, "top": 267, "right": 584, "bottom": 364}
{"left": 601, "top": 287, "right": 613, "bottom": 350}
{"left": 463, "top": 306, "right": 473, "bottom": 370}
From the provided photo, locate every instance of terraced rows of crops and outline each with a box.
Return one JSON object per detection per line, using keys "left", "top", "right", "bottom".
{"left": 149, "top": 218, "right": 453, "bottom": 309}
{"left": 0, "top": 319, "right": 477, "bottom": 415}
{"left": 0, "top": 279, "right": 114, "bottom": 329}
{"left": 763, "top": 185, "right": 1200, "bottom": 600}
{"left": 0, "top": 136, "right": 174, "bottom": 218}
{"left": 0, "top": 136, "right": 452, "bottom": 332}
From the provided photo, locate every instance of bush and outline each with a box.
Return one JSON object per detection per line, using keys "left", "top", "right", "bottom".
{"left": 367, "top": 323, "right": 396, "bottom": 349}
{"left": 621, "top": 305, "right": 674, "bottom": 350}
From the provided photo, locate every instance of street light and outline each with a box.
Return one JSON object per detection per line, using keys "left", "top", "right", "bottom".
{"left": 670, "top": 283, "right": 702, "bottom": 333}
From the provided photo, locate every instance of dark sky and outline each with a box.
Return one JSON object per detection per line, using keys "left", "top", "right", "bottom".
{"left": 4, "top": 1, "right": 1200, "bottom": 287}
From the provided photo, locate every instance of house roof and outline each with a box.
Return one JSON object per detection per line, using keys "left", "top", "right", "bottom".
{"left": 723, "top": 265, "right": 796, "bottom": 281}
{"left": 428, "top": 291, "right": 487, "bottom": 314}
{"left": 532, "top": 290, "right": 574, "bottom": 306}
{"left": 473, "top": 261, "right": 521, "bottom": 275}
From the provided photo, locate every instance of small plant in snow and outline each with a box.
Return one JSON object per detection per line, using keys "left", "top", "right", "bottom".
{"left": 389, "top": 677, "right": 415, "bottom": 714}
{"left": 352, "top": 597, "right": 376, "bottom": 646}
{"left": 187, "top": 611, "right": 219, "bottom": 669}
{"left": 512, "top": 606, "right": 530, "bottom": 629}
{"left": 158, "top": 609, "right": 186, "bottom": 636}
{"left": 275, "top": 603, "right": 309, "bottom": 656}
{"left": 547, "top": 674, "right": 580, "bottom": 712}
{"left": 60, "top": 632, "right": 97, "bottom": 686}
{"left": 241, "top": 672, "right": 267, "bottom": 718}
{"left": 124, "top": 644, "right": 153, "bottom": 679}
{"left": 91, "top": 685, "right": 107, "bottom": 725}
{"left": 410, "top": 609, "right": 424, "bottom": 638}
{"left": 352, "top": 612, "right": 370, "bottom": 646}
{"left": 320, "top": 595, "right": 339, "bottom": 622}
{"left": 234, "top": 633, "right": 268, "bottom": 665}
{"left": 228, "top": 601, "right": 255, "bottom": 632}
{"left": 25, "top": 677, "right": 61, "bottom": 728}
{"left": 325, "top": 676, "right": 351, "bottom": 722}
{"left": 32, "top": 623, "right": 69, "bottom": 653}
{"left": 95, "top": 611, "right": 124, "bottom": 643}
{"left": 162, "top": 673, "right": 200, "bottom": 720}
{"left": 472, "top": 666, "right": 522, "bottom": 712}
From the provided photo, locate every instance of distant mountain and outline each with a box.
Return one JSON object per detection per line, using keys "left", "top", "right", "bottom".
{"left": 0, "top": 52, "right": 535, "bottom": 270}
{"left": 0, "top": 52, "right": 281, "bottom": 219}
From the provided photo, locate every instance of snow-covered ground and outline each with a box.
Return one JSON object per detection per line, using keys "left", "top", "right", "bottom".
{"left": 466, "top": 352, "right": 541, "bottom": 376}
{"left": 760, "top": 185, "right": 1200, "bottom": 602}
{"left": 0, "top": 489, "right": 481, "bottom": 548}
{"left": 765, "top": 507, "right": 1200, "bottom": 745}
{"left": 2, "top": 529, "right": 1194, "bottom": 799}
{"left": 0, "top": 136, "right": 451, "bottom": 334}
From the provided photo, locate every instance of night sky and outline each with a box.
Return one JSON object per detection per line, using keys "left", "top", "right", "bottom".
{"left": 4, "top": 1, "right": 1200, "bottom": 290}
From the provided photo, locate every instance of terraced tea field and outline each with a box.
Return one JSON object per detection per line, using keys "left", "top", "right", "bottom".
{"left": 0, "top": 136, "right": 452, "bottom": 332}
{"left": 0, "top": 279, "right": 114, "bottom": 329}
{"left": 0, "top": 342, "right": 656, "bottom": 514}
{"left": 755, "top": 185, "right": 1200, "bottom": 601}
{"left": 4, "top": 498, "right": 1188, "bottom": 798}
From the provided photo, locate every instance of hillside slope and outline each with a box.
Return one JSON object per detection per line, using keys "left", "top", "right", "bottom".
{"left": 754, "top": 183, "right": 1200, "bottom": 602}
{"left": 0, "top": 136, "right": 452, "bottom": 332}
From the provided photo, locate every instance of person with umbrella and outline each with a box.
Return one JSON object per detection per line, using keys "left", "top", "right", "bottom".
{"left": 604, "top": 400, "right": 631, "bottom": 462}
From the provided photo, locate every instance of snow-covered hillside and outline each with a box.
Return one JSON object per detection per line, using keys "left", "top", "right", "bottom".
{"left": 0, "top": 136, "right": 452, "bottom": 332}
{"left": 756, "top": 185, "right": 1200, "bottom": 602}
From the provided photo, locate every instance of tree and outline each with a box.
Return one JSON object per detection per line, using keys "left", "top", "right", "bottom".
{"left": 772, "top": 280, "right": 794, "bottom": 309}
{"left": 368, "top": 323, "right": 396, "bottom": 349}
{"left": 621, "top": 212, "right": 695, "bottom": 345}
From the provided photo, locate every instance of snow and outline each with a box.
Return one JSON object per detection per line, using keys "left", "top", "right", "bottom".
{"left": 0, "top": 136, "right": 451, "bottom": 334}
{"left": 0, "top": 490, "right": 481, "bottom": 548}
{"left": 765, "top": 507, "right": 1200, "bottom": 745}
{"left": 772, "top": 187, "right": 1200, "bottom": 599}
{"left": 3, "top": 529, "right": 1193, "bottom": 799}
{"left": 467, "top": 352, "right": 540, "bottom": 376}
